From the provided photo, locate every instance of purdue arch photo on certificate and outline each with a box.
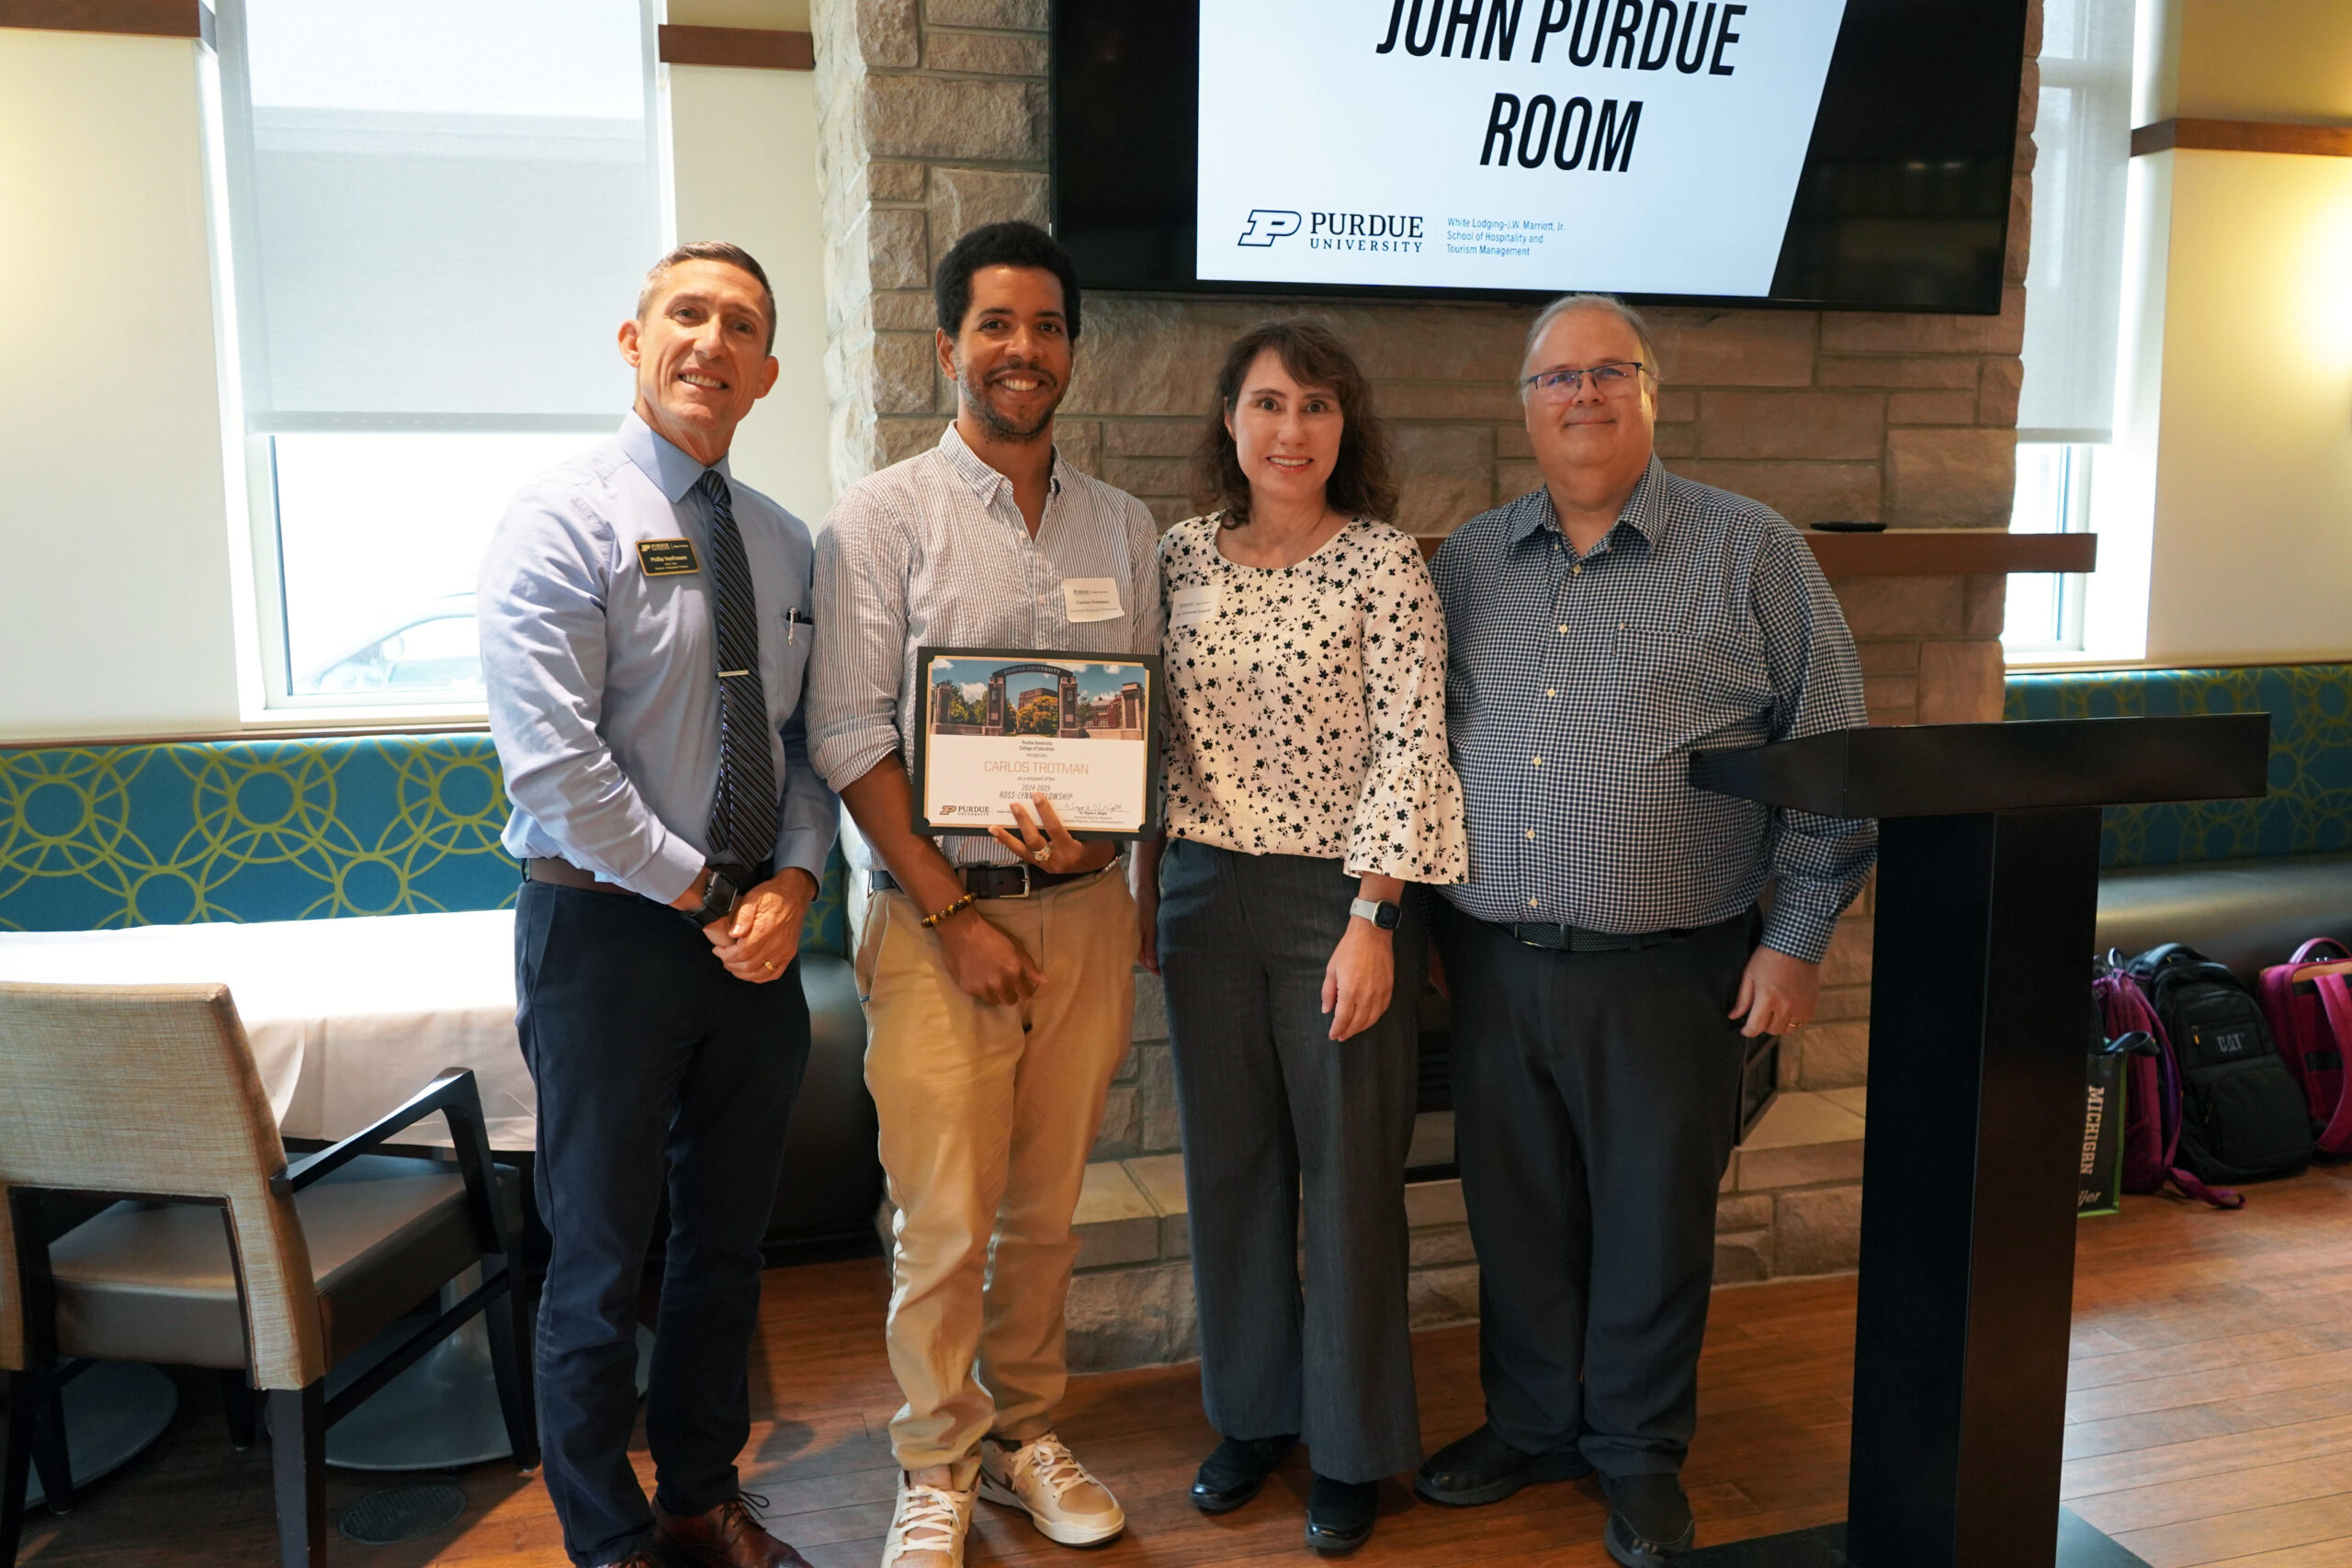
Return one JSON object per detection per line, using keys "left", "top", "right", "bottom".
{"left": 910, "top": 648, "right": 1164, "bottom": 838}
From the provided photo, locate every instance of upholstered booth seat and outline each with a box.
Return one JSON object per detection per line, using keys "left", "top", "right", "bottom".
{"left": 2010, "top": 664, "right": 2352, "bottom": 976}
{"left": 51, "top": 1155, "right": 523, "bottom": 1375}
{"left": 0, "top": 732, "right": 881, "bottom": 1254}
{"left": 2096, "top": 852, "right": 2352, "bottom": 976}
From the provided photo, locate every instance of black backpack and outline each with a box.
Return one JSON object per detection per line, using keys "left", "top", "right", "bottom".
{"left": 2127, "top": 943, "right": 2313, "bottom": 1184}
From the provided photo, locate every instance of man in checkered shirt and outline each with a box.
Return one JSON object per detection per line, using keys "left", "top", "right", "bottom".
{"left": 1414, "top": 294, "right": 1876, "bottom": 1567}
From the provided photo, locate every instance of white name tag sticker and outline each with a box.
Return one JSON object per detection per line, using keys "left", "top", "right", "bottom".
{"left": 1061, "top": 577, "right": 1124, "bottom": 624}
{"left": 1169, "top": 583, "right": 1222, "bottom": 628}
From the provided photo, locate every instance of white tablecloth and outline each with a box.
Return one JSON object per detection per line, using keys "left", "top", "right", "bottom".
{"left": 0, "top": 911, "right": 534, "bottom": 1150}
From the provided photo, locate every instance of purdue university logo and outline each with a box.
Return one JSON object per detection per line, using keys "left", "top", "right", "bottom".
{"left": 1237, "top": 209, "right": 1303, "bottom": 246}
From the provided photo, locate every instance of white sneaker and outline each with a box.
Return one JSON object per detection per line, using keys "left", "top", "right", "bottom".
{"left": 882, "top": 1472, "right": 975, "bottom": 1568}
{"left": 978, "top": 1432, "right": 1126, "bottom": 1547}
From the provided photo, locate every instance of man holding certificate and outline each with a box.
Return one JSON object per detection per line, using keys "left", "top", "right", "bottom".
{"left": 808, "top": 221, "right": 1162, "bottom": 1568}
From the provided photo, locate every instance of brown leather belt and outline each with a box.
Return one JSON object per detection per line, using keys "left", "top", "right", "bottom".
{"left": 525, "top": 857, "right": 632, "bottom": 895}
{"left": 871, "top": 863, "right": 1102, "bottom": 901}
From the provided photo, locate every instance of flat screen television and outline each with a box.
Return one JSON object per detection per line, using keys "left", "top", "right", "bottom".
{"left": 1052, "top": 0, "right": 2029, "bottom": 313}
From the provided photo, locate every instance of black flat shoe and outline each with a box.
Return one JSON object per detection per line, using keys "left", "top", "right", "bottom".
{"left": 1304, "top": 1476, "right": 1378, "bottom": 1554}
{"left": 1412, "top": 1423, "right": 1593, "bottom": 1507}
{"left": 1602, "top": 1472, "right": 1696, "bottom": 1564}
{"left": 1191, "top": 1434, "right": 1297, "bottom": 1514}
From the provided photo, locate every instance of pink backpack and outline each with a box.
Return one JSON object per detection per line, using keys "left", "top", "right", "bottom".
{"left": 2255, "top": 938, "right": 2352, "bottom": 1160}
{"left": 2094, "top": 968, "right": 2243, "bottom": 1209}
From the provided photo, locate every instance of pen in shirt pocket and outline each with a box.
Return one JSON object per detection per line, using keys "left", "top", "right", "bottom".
{"left": 782, "top": 607, "right": 812, "bottom": 645}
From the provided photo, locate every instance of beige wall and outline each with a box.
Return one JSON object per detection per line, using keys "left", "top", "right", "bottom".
{"left": 2119, "top": 0, "right": 2352, "bottom": 665}
{"left": 669, "top": 62, "right": 836, "bottom": 522}
{"left": 2141, "top": 152, "right": 2352, "bottom": 665}
{"left": 2175, "top": 0, "right": 2352, "bottom": 121}
{"left": 675, "top": 0, "right": 812, "bottom": 28}
{"left": 0, "top": 29, "right": 246, "bottom": 741}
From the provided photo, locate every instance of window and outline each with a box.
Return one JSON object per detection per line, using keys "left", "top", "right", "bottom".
{"left": 216, "top": 0, "right": 661, "bottom": 710}
{"left": 2017, "top": 0, "right": 2135, "bottom": 447}
{"left": 2004, "top": 443, "right": 2093, "bottom": 655}
{"left": 2007, "top": 0, "right": 2135, "bottom": 659}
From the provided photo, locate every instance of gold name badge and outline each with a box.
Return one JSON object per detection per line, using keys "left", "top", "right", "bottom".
{"left": 637, "top": 538, "right": 701, "bottom": 576}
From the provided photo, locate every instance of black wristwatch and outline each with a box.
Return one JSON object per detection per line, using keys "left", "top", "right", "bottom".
{"left": 685, "top": 866, "right": 743, "bottom": 929}
{"left": 1349, "top": 897, "right": 1402, "bottom": 931}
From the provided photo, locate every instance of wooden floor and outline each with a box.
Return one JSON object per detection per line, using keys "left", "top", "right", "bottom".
{"left": 17, "top": 1161, "right": 2351, "bottom": 1568}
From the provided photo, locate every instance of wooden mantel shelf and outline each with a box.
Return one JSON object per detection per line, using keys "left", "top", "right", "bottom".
{"left": 1414, "top": 528, "right": 2096, "bottom": 576}
{"left": 1801, "top": 528, "right": 2096, "bottom": 577}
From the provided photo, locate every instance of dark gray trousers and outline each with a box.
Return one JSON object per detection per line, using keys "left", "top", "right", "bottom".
{"left": 1158, "top": 839, "right": 1425, "bottom": 1483}
{"left": 1436, "top": 902, "right": 1756, "bottom": 1480}
{"left": 515, "top": 881, "right": 809, "bottom": 1568}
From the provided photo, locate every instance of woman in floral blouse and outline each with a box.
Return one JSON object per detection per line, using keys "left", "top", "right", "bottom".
{"left": 1131, "top": 318, "right": 1467, "bottom": 1552}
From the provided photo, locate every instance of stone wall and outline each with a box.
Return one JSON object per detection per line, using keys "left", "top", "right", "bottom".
{"left": 820, "top": 0, "right": 2042, "bottom": 1351}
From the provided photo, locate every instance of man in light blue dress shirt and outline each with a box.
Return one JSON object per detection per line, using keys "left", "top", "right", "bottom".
{"left": 480, "top": 243, "right": 835, "bottom": 1568}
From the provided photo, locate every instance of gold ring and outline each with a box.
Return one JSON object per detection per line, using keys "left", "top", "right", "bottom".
{"left": 763, "top": 960, "right": 776, "bottom": 972}
{"left": 1034, "top": 846, "right": 1053, "bottom": 865}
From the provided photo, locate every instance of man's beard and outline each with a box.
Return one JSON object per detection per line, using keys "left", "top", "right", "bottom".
{"left": 956, "top": 358, "right": 1062, "bottom": 445}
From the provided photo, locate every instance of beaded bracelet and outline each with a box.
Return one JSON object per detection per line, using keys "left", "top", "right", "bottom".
{"left": 921, "top": 892, "right": 977, "bottom": 930}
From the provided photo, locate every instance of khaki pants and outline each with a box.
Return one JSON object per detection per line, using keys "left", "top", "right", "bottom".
{"left": 854, "top": 865, "right": 1137, "bottom": 1470}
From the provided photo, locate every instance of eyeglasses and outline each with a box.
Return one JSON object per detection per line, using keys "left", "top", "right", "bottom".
{"left": 1521, "top": 361, "right": 1648, "bottom": 401}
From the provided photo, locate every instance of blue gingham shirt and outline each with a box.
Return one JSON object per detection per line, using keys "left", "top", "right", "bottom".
{"left": 1430, "top": 458, "right": 1876, "bottom": 963}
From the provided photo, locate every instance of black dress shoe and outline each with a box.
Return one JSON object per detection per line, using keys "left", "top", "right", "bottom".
{"left": 1304, "top": 1476, "right": 1379, "bottom": 1554}
{"left": 1191, "top": 1434, "right": 1298, "bottom": 1513}
{"left": 1412, "top": 1423, "right": 1593, "bottom": 1507}
{"left": 1602, "top": 1472, "right": 1696, "bottom": 1564}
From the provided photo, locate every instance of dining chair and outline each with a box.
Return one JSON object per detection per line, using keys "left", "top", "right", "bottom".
{"left": 0, "top": 982, "right": 537, "bottom": 1567}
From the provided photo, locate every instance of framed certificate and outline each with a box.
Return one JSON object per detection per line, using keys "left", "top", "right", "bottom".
{"left": 910, "top": 647, "right": 1163, "bottom": 838}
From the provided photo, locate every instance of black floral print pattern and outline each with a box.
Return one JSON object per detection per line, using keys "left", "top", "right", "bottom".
{"left": 1158, "top": 513, "right": 1468, "bottom": 883}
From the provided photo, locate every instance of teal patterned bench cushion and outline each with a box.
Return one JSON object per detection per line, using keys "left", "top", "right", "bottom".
{"left": 2005, "top": 665, "right": 2352, "bottom": 869}
{"left": 0, "top": 732, "right": 851, "bottom": 953}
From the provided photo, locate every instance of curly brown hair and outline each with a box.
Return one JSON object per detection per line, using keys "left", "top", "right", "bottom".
{"left": 1193, "top": 319, "right": 1399, "bottom": 528}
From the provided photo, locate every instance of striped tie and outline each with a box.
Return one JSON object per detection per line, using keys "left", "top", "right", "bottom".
{"left": 697, "top": 468, "right": 777, "bottom": 869}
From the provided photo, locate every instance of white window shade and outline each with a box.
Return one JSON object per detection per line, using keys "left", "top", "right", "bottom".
{"left": 220, "top": 0, "right": 658, "bottom": 431}
{"left": 2017, "top": 0, "right": 2136, "bottom": 442}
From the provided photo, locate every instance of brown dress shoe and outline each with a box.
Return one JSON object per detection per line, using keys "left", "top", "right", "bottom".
{"left": 652, "top": 1494, "right": 814, "bottom": 1568}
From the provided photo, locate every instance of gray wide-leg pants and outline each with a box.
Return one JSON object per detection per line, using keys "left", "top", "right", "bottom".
{"left": 1158, "top": 839, "right": 1425, "bottom": 1483}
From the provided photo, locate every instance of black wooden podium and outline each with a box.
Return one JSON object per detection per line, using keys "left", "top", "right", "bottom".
{"left": 1682, "top": 715, "right": 2271, "bottom": 1568}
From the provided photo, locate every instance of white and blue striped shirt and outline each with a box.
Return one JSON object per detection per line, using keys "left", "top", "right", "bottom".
{"left": 808, "top": 423, "right": 1165, "bottom": 869}
{"left": 1430, "top": 457, "right": 1875, "bottom": 963}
